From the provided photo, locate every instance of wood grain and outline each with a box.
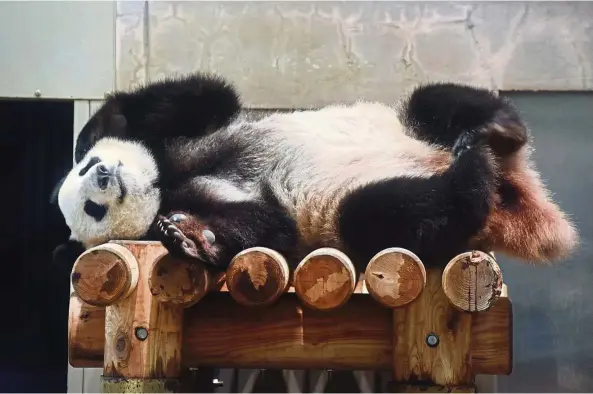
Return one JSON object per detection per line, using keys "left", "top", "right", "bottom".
{"left": 68, "top": 292, "right": 105, "bottom": 367}
{"left": 365, "top": 248, "right": 426, "bottom": 308}
{"left": 184, "top": 293, "right": 392, "bottom": 370}
{"left": 103, "top": 241, "right": 183, "bottom": 379}
{"left": 226, "top": 247, "right": 289, "bottom": 307}
{"left": 148, "top": 253, "right": 219, "bottom": 307}
{"left": 471, "top": 284, "right": 513, "bottom": 375}
{"left": 71, "top": 243, "right": 139, "bottom": 307}
{"left": 393, "top": 269, "right": 473, "bottom": 386}
{"left": 293, "top": 248, "right": 356, "bottom": 310}
{"left": 442, "top": 251, "right": 503, "bottom": 312}
{"left": 68, "top": 292, "right": 512, "bottom": 374}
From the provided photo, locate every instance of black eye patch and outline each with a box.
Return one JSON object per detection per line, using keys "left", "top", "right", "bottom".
{"left": 84, "top": 199, "right": 107, "bottom": 221}
{"left": 79, "top": 156, "right": 101, "bottom": 176}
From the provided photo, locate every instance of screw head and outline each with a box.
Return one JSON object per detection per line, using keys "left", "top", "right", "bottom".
{"left": 426, "top": 332, "right": 439, "bottom": 347}
{"left": 135, "top": 326, "right": 149, "bottom": 341}
{"left": 34, "top": 89, "right": 41, "bottom": 97}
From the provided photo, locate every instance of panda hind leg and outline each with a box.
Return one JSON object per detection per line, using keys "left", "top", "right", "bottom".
{"left": 402, "top": 82, "right": 528, "bottom": 157}
{"left": 337, "top": 145, "right": 496, "bottom": 268}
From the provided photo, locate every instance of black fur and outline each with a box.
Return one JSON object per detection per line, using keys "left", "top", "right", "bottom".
{"left": 338, "top": 147, "right": 494, "bottom": 267}
{"left": 52, "top": 240, "right": 85, "bottom": 277}
{"left": 83, "top": 200, "right": 107, "bottom": 222}
{"left": 338, "top": 82, "right": 530, "bottom": 267}
{"left": 74, "top": 73, "right": 242, "bottom": 163}
{"left": 402, "top": 83, "right": 527, "bottom": 157}
{"left": 55, "top": 74, "right": 531, "bottom": 272}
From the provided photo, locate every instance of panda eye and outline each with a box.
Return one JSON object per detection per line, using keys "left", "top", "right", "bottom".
{"left": 79, "top": 156, "right": 101, "bottom": 176}
{"left": 169, "top": 213, "right": 188, "bottom": 223}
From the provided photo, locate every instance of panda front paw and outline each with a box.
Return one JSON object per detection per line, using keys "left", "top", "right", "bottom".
{"left": 154, "top": 212, "right": 218, "bottom": 266}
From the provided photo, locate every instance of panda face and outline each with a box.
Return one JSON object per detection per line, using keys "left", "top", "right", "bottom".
{"left": 58, "top": 137, "right": 161, "bottom": 248}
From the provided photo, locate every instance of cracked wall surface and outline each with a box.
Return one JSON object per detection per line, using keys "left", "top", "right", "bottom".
{"left": 116, "top": 1, "right": 593, "bottom": 108}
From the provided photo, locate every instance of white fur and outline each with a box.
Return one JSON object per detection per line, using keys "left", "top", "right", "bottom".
{"left": 58, "top": 138, "right": 161, "bottom": 248}
{"left": 242, "top": 102, "right": 447, "bottom": 215}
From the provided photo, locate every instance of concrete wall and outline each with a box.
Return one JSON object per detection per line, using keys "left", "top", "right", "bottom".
{"left": 116, "top": 1, "right": 593, "bottom": 108}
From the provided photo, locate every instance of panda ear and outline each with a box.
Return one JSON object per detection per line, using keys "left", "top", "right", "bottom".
{"left": 74, "top": 112, "right": 128, "bottom": 163}
{"left": 116, "top": 73, "right": 242, "bottom": 139}
{"left": 49, "top": 175, "right": 67, "bottom": 205}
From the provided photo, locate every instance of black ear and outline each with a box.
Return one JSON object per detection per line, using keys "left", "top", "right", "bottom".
{"left": 49, "top": 174, "right": 67, "bottom": 205}
{"left": 74, "top": 111, "right": 128, "bottom": 163}
{"left": 112, "top": 72, "right": 242, "bottom": 140}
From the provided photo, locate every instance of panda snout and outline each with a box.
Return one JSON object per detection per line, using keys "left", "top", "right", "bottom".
{"left": 96, "top": 164, "right": 113, "bottom": 190}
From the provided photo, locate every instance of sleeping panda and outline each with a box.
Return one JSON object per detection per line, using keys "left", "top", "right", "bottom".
{"left": 51, "top": 72, "right": 578, "bottom": 273}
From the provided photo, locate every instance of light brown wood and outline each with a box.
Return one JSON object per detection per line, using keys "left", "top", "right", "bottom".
{"left": 148, "top": 253, "right": 219, "bottom": 307}
{"left": 68, "top": 266, "right": 512, "bottom": 376}
{"left": 471, "top": 284, "right": 513, "bottom": 375}
{"left": 103, "top": 241, "right": 183, "bottom": 379}
{"left": 389, "top": 383, "right": 476, "bottom": 392}
{"left": 393, "top": 269, "right": 473, "bottom": 386}
{"left": 68, "top": 292, "right": 106, "bottom": 367}
{"left": 293, "top": 248, "right": 356, "bottom": 310}
{"left": 226, "top": 247, "right": 289, "bottom": 307}
{"left": 70, "top": 243, "right": 139, "bottom": 307}
{"left": 185, "top": 293, "right": 392, "bottom": 370}
{"left": 442, "top": 251, "right": 503, "bottom": 312}
{"left": 364, "top": 248, "right": 426, "bottom": 308}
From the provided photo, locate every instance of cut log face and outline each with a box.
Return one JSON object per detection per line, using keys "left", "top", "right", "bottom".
{"left": 226, "top": 247, "right": 290, "bottom": 307}
{"left": 365, "top": 247, "right": 426, "bottom": 308}
{"left": 293, "top": 248, "right": 356, "bottom": 310}
{"left": 442, "top": 251, "right": 503, "bottom": 312}
{"left": 148, "top": 253, "right": 215, "bottom": 307}
{"left": 71, "top": 243, "right": 139, "bottom": 307}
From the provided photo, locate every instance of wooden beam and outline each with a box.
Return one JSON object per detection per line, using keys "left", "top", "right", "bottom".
{"left": 69, "top": 292, "right": 512, "bottom": 374}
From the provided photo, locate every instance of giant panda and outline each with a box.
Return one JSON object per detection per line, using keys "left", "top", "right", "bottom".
{"left": 51, "top": 72, "right": 578, "bottom": 273}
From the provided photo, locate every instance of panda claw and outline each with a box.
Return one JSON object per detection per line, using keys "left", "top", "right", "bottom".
{"left": 154, "top": 215, "right": 208, "bottom": 263}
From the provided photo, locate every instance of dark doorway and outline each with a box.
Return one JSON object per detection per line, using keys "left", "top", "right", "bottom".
{"left": 0, "top": 99, "right": 73, "bottom": 392}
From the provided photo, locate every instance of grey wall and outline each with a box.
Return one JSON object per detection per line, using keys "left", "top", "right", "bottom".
{"left": 497, "top": 92, "right": 593, "bottom": 392}
{"left": 116, "top": 1, "right": 593, "bottom": 108}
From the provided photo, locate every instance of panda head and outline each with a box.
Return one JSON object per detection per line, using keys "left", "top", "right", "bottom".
{"left": 57, "top": 137, "right": 161, "bottom": 248}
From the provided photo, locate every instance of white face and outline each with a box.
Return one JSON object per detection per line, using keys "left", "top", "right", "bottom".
{"left": 58, "top": 137, "right": 161, "bottom": 248}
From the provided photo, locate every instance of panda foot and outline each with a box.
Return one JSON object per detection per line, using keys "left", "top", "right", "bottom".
{"left": 155, "top": 213, "right": 217, "bottom": 266}
{"left": 453, "top": 111, "right": 528, "bottom": 159}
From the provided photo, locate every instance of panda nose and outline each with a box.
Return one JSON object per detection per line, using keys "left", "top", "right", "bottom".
{"left": 96, "top": 164, "right": 110, "bottom": 176}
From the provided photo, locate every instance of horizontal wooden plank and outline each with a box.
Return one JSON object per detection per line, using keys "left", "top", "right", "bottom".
{"left": 69, "top": 291, "right": 512, "bottom": 374}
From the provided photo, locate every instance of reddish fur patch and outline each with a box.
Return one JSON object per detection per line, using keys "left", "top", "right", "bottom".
{"left": 470, "top": 149, "right": 578, "bottom": 263}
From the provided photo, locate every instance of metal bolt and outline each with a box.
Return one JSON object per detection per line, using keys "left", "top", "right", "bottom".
{"left": 426, "top": 332, "right": 439, "bottom": 347}
{"left": 34, "top": 89, "right": 41, "bottom": 97}
{"left": 135, "top": 326, "right": 149, "bottom": 341}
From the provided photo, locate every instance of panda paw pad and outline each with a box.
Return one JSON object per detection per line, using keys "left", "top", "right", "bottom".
{"left": 155, "top": 213, "right": 216, "bottom": 265}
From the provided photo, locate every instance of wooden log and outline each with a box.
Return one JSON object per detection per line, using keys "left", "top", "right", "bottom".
{"left": 68, "top": 292, "right": 512, "bottom": 374}
{"left": 102, "top": 241, "right": 184, "bottom": 389}
{"left": 470, "top": 284, "right": 513, "bottom": 375}
{"left": 148, "top": 253, "right": 222, "bottom": 307}
{"left": 364, "top": 248, "right": 426, "bottom": 308}
{"left": 442, "top": 251, "right": 503, "bottom": 312}
{"left": 225, "top": 247, "right": 290, "bottom": 307}
{"left": 70, "top": 243, "right": 139, "bottom": 307}
{"left": 293, "top": 248, "right": 357, "bottom": 310}
{"left": 393, "top": 269, "right": 473, "bottom": 387}
{"left": 68, "top": 292, "right": 105, "bottom": 367}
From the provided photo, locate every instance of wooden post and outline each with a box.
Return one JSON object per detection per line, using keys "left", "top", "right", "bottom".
{"left": 293, "top": 248, "right": 357, "bottom": 310}
{"left": 225, "top": 247, "right": 290, "bottom": 307}
{"left": 391, "top": 266, "right": 475, "bottom": 392}
{"left": 365, "top": 248, "right": 426, "bottom": 308}
{"left": 69, "top": 241, "right": 209, "bottom": 393}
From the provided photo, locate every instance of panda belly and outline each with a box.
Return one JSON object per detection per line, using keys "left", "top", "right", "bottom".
{"left": 252, "top": 102, "right": 452, "bottom": 251}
